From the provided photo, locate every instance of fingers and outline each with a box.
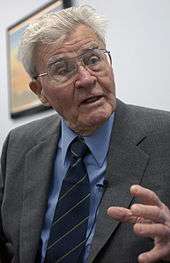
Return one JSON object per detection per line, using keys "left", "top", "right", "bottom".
{"left": 107, "top": 207, "right": 137, "bottom": 223}
{"left": 107, "top": 185, "right": 165, "bottom": 224}
{"left": 131, "top": 204, "right": 166, "bottom": 223}
{"left": 133, "top": 223, "right": 170, "bottom": 239}
{"left": 130, "top": 185, "right": 162, "bottom": 207}
{"left": 107, "top": 206, "right": 150, "bottom": 224}
{"left": 138, "top": 245, "right": 170, "bottom": 263}
{"left": 107, "top": 185, "right": 170, "bottom": 263}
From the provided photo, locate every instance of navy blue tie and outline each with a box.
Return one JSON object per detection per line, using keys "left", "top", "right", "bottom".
{"left": 44, "top": 137, "right": 90, "bottom": 263}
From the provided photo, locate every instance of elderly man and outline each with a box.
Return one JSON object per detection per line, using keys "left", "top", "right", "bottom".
{"left": 0, "top": 5, "right": 170, "bottom": 263}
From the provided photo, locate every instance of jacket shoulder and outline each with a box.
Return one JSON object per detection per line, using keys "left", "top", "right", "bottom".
{"left": 4, "top": 114, "right": 61, "bottom": 151}
{"left": 117, "top": 100, "right": 170, "bottom": 133}
{"left": 129, "top": 103, "right": 170, "bottom": 132}
{"left": 114, "top": 100, "right": 170, "bottom": 146}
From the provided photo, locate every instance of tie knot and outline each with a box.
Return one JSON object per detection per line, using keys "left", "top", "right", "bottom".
{"left": 70, "top": 137, "right": 89, "bottom": 160}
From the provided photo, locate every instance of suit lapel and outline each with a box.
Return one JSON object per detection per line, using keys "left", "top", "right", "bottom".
{"left": 19, "top": 122, "right": 60, "bottom": 263}
{"left": 89, "top": 100, "right": 149, "bottom": 262}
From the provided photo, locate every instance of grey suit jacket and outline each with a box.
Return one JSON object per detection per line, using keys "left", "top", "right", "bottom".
{"left": 0, "top": 100, "right": 170, "bottom": 263}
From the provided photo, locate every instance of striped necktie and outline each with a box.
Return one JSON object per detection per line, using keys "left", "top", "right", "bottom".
{"left": 44, "top": 137, "right": 90, "bottom": 263}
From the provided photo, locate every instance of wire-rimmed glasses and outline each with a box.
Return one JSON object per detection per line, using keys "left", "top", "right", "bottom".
{"left": 34, "top": 48, "right": 112, "bottom": 85}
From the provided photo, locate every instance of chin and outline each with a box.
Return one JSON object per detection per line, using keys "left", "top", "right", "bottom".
{"left": 76, "top": 111, "right": 112, "bottom": 135}
{"left": 87, "top": 114, "right": 110, "bottom": 127}
{"left": 88, "top": 107, "right": 113, "bottom": 125}
{"left": 68, "top": 104, "right": 115, "bottom": 135}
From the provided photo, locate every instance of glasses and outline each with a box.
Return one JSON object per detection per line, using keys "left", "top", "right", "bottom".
{"left": 34, "top": 48, "right": 111, "bottom": 84}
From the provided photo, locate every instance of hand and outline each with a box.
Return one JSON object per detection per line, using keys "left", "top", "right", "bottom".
{"left": 107, "top": 185, "right": 170, "bottom": 263}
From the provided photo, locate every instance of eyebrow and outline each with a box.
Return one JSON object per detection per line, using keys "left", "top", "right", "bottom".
{"left": 80, "top": 45, "right": 99, "bottom": 54}
{"left": 48, "top": 57, "right": 66, "bottom": 65}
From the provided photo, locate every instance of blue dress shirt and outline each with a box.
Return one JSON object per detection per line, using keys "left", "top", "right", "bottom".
{"left": 40, "top": 113, "right": 114, "bottom": 262}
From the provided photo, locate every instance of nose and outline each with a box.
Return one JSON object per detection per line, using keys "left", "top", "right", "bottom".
{"left": 74, "top": 66, "right": 96, "bottom": 89}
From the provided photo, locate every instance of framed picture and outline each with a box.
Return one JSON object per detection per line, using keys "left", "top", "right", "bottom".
{"left": 7, "top": 0, "right": 72, "bottom": 119}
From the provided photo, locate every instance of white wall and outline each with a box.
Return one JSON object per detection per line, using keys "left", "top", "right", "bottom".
{"left": 75, "top": 0, "right": 170, "bottom": 110}
{"left": 1, "top": 0, "right": 170, "bottom": 152}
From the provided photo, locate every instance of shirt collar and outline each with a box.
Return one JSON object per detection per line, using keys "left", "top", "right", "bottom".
{"left": 60, "top": 113, "right": 115, "bottom": 167}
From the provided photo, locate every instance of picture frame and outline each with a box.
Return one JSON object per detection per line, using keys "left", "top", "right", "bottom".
{"left": 7, "top": 0, "right": 72, "bottom": 119}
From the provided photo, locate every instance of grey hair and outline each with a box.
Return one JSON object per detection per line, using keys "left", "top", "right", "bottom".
{"left": 18, "top": 5, "right": 107, "bottom": 78}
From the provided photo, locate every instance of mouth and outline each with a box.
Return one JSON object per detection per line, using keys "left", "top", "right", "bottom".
{"left": 81, "top": 95, "right": 104, "bottom": 105}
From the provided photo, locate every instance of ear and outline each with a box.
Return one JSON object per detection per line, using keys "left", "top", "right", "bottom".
{"left": 29, "top": 80, "right": 50, "bottom": 106}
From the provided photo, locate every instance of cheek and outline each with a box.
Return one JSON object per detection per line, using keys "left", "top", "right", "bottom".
{"left": 98, "top": 69, "right": 115, "bottom": 95}
{"left": 42, "top": 85, "right": 77, "bottom": 116}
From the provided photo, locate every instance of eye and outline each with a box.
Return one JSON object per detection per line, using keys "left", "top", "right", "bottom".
{"left": 49, "top": 61, "right": 69, "bottom": 76}
{"left": 86, "top": 55, "right": 101, "bottom": 66}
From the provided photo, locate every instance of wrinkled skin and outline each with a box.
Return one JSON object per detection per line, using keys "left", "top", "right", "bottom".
{"left": 30, "top": 24, "right": 116, "bottom": 135}
{"left": 108, "top": 185, "right": 170, "bottom": 263}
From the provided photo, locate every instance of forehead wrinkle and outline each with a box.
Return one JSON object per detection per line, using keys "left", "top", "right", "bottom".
{"left": 57, "top": 38, "right": 100, "bottom": 55}
{"left": 64, "top": 36, "right": 96, "bottom": 48}
{"left": 60, "top": 24, "right": 103, "bottom": 53}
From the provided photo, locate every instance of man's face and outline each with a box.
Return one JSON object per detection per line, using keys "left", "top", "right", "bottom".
{"left": 31, "top": 24, "right": 116, "bottom": 135}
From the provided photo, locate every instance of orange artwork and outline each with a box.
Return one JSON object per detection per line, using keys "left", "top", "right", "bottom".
{"left": 7, "top": 0, "right": 72, "bottom": 118}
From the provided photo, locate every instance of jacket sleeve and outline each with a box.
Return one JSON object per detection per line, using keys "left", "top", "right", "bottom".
{"left": 0, "top": 134, "right": 11, "bottom": 263}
